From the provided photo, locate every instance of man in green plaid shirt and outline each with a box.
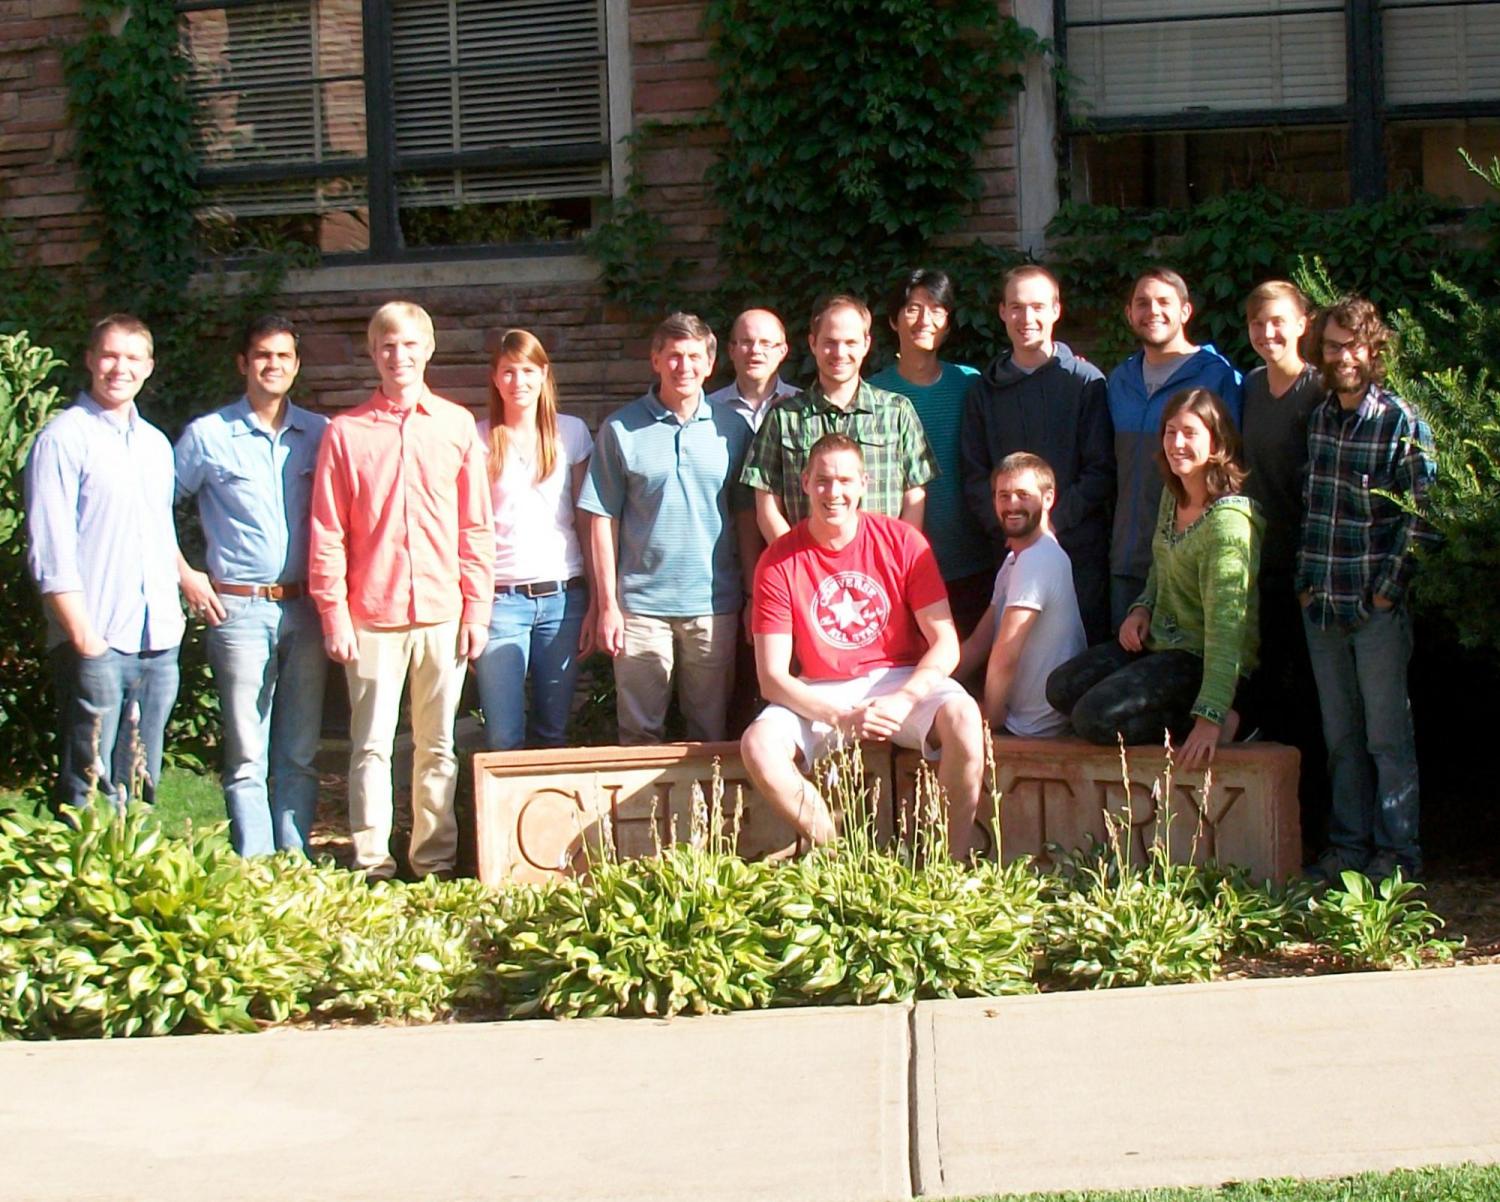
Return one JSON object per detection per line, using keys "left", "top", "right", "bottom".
{"left": 1296, "top": 295, "right": 1437, "bottom": 886}
{"left": 741, "top": 294, "right": 936, "bottom": 541}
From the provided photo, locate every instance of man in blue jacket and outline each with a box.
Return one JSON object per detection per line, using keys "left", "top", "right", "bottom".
{"left": 1106, "top": 267, "right": 1241, "bottom": 628}
{"left": 961, "top": 266, "right": 1114, "bottom": 644}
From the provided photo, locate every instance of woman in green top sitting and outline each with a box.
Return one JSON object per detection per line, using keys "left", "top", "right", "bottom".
{"left": 1047, "top": 387, "right": 1262, "bottom": 769}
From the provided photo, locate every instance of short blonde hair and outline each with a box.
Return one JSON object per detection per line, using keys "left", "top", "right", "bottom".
{"left": 1244, "top": 279, "right": 1309, "bottom": 322}
{"left": 367, "top": 301, "right": 435, "bottom": 356}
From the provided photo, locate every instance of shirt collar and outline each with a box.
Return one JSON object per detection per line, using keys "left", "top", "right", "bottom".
{"left": 805, "top": 379, "right": 875, "bottom": 414}
{"left": 370, "top": 386, "right": 434, "bottom": 414}
{"left": 644, "top": 387, "right": 711, "bottom": 423}
{"left": 78, "top": 390, "right": 137, "bottom": 429}
{"left": 1320, "top": 382, "right": 1386, "bottom": 422}
{"left": 228, "top": 395, "right": 311, "bottom": 437}
{"left": 730, "top": 376, "right": 795, "bottom": 407}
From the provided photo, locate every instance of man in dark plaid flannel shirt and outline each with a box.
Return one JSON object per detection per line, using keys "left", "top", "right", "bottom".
{"left": 1296, "top": 295, "right": 1437, "bottom": 884}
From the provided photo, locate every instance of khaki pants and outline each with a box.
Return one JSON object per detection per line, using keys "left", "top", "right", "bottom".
{"left": 345, "top": 621, "right": 466, "bottom": 878}
{"left": 614, "top": 611, "right": 737, "bottom": 744}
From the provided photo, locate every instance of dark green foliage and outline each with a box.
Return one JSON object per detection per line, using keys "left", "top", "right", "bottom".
{"left": 64, "top": 0, "right": 200, "bottom": 318}
{"left": 1046, "top": 188, "right": 1487, "bottom": 368}
{"left": 0, "top": 334, "right": 68, "bottom": 784}
{"left": 1297, "top": 154, "right": 1500, "bottom": 657}
{"left": 704, "top": 0, "right": 1041, "bottom": 326}
{"left": 589, "top": 3, "right": 1040, "bottom": 371}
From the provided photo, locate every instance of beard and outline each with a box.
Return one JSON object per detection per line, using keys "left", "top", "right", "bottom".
{"left": 1002, "top": 509, "right": 1042, "bottom": 540}
{"left": 1323, "top": 357, "right": 1376, "bottom": 396}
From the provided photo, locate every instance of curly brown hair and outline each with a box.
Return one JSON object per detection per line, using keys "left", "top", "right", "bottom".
{"left": 1156, "top": 387, "right": 1246, "bottom": 505}
{"left": 1315, "top": 294, "right": 1392, "bottom": 390}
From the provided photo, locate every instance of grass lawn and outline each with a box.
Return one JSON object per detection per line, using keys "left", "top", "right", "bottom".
{"left": 976, "top": 1163, "right": 1500, "bottom": 1200}
{"left": 0, "top": 766, "right": 228, "bottom": 840}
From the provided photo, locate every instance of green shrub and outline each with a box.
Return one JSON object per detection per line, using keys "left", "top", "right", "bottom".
{"left": 0, "top": 333, "right": 68, "bottom": 784}
{"left": 1047, "top": 186, "right": 1490, "bottom": 368}
{"left": 1305, "top": 870, "right": 1454, "bottom": 971}
{"left": 0, "top": 748, "right": 1459, "bottom": 1040}
{"left": 1296, "top": 153, "right": 1500, "bottom": 658}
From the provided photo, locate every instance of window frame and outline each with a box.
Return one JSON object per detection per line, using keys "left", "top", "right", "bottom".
{"left": 1055, "top": 0, "right": 1500, "bottom": 201}
{"left": 178, "top": 0, "right": 618, "bottom": 264}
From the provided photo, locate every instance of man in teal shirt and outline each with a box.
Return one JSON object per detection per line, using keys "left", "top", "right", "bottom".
{"left": 580, "top": 313, "right": 754, "bottom": 744}
{"left": 867, "top": 268, "right": 988, "bottom": 634}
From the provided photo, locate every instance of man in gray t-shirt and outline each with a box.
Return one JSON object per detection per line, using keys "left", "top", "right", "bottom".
{"left": 955, "top": 453, "right": 1086, "bottom": 737}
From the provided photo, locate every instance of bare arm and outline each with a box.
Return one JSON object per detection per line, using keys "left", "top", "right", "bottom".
{"left": 754, "top": 487, "right": 791, "bottom": 544}
{"left": 855, "top": 597, "right": 960, "bottom": 739}
{"left": 177, "top": 552, "right": 225, "bottom": 626}
{"left": 982, "top": 605, "right": 1040, "bottom": 730}
{"left": 737, "top": 508, "right": 765, "bottom": 644}
{"left": 754, "top": 630, "right": 850, "bottom": 727}
{"left": 955, "top": 604, "right": 997, "bottom": 682}
{"left": 588, "top": 510, "right": 625, "bottom": 656}
{"left": 899, "top": 486, "right": 927, "bottom": 530}
{"left": 571, "top": 459, "right": 598, "bottom": 657}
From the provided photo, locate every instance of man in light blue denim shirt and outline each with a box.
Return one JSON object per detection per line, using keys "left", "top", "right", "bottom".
{"left": 175, "top": 316, "right": 329, "bottom": 856}
{"left": 25, "top": 314, "right": 185, "bottom": 811}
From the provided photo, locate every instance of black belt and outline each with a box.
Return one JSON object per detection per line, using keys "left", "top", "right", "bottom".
{"left": 494, "top": 577, "right": 585, "bottom": 598}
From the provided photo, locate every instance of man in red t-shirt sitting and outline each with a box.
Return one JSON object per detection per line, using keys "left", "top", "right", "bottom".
{"left": 742, "top": 432, "right": 986, "bottom": 859}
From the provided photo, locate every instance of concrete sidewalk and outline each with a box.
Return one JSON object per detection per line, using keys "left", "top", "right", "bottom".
{"left": 3, "top": 965, "right": 1498, "bottom": 1202}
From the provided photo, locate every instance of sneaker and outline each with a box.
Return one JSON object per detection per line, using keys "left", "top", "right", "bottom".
{"left": 1304, "top": 847, "right": 1368, "bottom": 887}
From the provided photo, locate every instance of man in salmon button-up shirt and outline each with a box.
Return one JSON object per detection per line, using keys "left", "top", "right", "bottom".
{"left": 309, "top": 301, "right": 494, "bottom": 881}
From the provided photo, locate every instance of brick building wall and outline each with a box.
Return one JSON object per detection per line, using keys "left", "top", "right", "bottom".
{"left": 0, "top": 0, "right": 91, "bottom": 268}
{"left": 1, "top": 0, "right": 1025, "bottom": 428}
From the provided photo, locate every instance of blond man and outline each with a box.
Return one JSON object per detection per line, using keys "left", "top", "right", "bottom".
{"left": 309, "top": 302, "right": 493, "bottom": 880}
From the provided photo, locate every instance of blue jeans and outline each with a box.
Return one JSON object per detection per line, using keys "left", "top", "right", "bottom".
{"left": 51, "top": 643, "right": 180, "bottom": 811}
{"left": 1302, "top": 605, "right": 1421, "bottom": 871}
{"left": 474, "top": 586, "right": 587, "bottom": 750}
{"left": 206, "top": 595, "right": 328, "bottom": 856}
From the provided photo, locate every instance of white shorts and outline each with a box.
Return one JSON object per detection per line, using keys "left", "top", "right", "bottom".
{"left": 748, "top": 666, "right": 974, "bottom": 765}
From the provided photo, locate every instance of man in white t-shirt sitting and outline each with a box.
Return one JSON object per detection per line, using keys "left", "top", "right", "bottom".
{"left": 742, "top": 432, "right": 985, "bottom": 859}
{"left": 956, "top": 452, "right": 1086, "bottom": 737}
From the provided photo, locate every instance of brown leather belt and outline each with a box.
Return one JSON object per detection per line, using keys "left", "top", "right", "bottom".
{"left": 212, "top": 581, "right": 306, "bottom": 601}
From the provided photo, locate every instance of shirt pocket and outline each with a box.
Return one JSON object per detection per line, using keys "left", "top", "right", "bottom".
{"left": 1337, "top": 467, "right": 1374, "bottom": 522}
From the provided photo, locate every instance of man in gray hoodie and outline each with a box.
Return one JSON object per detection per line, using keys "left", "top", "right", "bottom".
{"left": 960, "top": 266, "right": 1114, "bottom": 644}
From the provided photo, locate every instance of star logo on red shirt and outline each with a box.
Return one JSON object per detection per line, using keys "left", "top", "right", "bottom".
{"left": 811, "top": 571, "right": 890, "bottom": 649}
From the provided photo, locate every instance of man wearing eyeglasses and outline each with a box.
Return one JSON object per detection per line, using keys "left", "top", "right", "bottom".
{"left": 709, "top": 308, "right": 801, "bottom": 731}
{"left": 1297, "top": 295, "right": 1437, "bottom": 886}
{"left": 707, "top": 308, "right": 800, "bottom": 432}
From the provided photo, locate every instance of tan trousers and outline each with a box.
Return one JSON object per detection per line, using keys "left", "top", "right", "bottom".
{"left": 614, "top": 611, "right": 737, "bottom": 744}
{"left": 345, "top": 620, "right": 466, "bottom": 878}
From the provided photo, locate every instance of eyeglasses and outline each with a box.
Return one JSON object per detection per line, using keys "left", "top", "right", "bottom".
{"left": 1322, "top": 338, "right": 1368, "bottom": 359}
{"left": 733, "top": 339, "right": 784, "bottom": 352}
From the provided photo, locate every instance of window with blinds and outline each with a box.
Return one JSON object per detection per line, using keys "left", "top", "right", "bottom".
{"left": 179, "top": 0, "right": 611, "bottom": 257}
{"left": 1062, "top": 0, "right": 1500, "bottom": 207}
{"left": 1382, "top": 1, "right": 1500, "bottom": 105}
{"left": 1063, "top": 1, "right": 1347, "bottom": 121}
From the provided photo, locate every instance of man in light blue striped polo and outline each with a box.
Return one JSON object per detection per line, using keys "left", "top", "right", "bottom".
{"left": 580, "top": 313, "right": 754, "bottom": 743}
